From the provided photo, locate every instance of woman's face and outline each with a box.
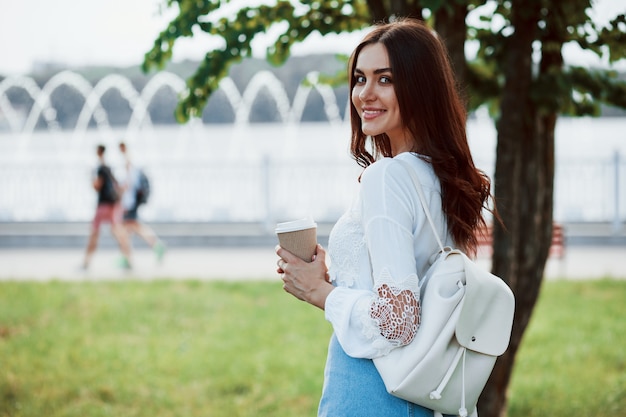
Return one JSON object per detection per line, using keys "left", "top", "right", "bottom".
{"left": 351, "top": 42, "right": 410, "bottom": 152}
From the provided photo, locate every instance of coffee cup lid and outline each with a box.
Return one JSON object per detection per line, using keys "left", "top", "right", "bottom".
{"left": 275, "top": 218, "right": 317, "bottom": 233}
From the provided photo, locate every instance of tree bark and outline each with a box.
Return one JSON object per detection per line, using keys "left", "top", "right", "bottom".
{"left": 434, "top": 3, "right": 468, "bottom": 93}
{"left": 479, "top": 1, "right": 551, "bottom": 416}
{"left": 366, "top": 0, "right": 388, "bottom": 22}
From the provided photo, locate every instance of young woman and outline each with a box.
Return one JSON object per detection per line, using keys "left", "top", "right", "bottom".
{"left": 276, "top": 19, "right": 494, "bottom": 417}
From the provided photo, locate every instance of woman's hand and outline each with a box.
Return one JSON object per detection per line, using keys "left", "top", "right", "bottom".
{"left": 276, "top": 244, "right": 334, "bottom": 310}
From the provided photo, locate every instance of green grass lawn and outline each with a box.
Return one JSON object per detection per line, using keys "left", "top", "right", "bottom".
{"left": 1, "top": 279, "right": 624, "bottom": 417}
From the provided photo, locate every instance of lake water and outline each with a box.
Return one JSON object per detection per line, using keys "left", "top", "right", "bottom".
{"left": 0, "top": 117, "right": 624, "bottom": 224}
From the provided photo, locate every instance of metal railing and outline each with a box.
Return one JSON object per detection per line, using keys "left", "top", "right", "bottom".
{"left": 554, "top": 151, "right": 624, "bottom": 233}
{"left": 0, "top": 153, "right": 624, "bottom": 232}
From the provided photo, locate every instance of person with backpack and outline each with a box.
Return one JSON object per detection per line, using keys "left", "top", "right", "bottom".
{"left": 119, "top": 142, "right": 166, "bottom": 262}
{"left": 275, "top": 19, "right": 500, "bottom": 417}
{"left": 81, "top": 144, "right": 133, "bottom": 270}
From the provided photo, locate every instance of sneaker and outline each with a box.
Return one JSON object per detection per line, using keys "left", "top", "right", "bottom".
{"left": 153, "top": 241, "right": 166, "bottom": 262}
{"left": 117, "top": 256, "right": 132, "bottom": 270}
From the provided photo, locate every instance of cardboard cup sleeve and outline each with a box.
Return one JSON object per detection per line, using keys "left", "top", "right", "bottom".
{"left": 275, "top": 218, "right": 318, "bottom": 262}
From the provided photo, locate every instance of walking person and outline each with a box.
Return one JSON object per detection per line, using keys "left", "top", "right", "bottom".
{"left": 275, "top": 19, "right": 497, "bottom": 416}
{"left": 119, "top": 141, "right": 166, "bottom": 262}
{"left": 82, "top": 144, "right": 133, "bottom": 270}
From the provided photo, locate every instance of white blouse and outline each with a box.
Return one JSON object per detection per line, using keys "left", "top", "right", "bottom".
{"left": 324, "top": 152, "right": 453, "bottom": 359}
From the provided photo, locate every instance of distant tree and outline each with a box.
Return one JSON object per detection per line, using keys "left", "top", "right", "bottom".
{"left": 143, "top": 1, "right": 626, "bottom": 415}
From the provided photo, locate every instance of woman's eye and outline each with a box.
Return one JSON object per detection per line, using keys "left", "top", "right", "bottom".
{"left": 380, "top": 76, "right": 392, "bottom": 84}
{"left": 355, "top": 75, "right": 366, "bottom": 83}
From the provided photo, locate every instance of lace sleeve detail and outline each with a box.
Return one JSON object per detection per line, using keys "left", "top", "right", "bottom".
{"left": 369, "top": 268, "right": 420, "bottom": 347}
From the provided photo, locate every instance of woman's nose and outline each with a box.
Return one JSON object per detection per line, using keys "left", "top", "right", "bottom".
{"left": 359, "top": 82, "right": 374, "bottom": 101}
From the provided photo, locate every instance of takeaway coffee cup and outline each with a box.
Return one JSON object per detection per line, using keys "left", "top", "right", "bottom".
{"left": 275, "top": 218, "right": 318, "bottom": 262}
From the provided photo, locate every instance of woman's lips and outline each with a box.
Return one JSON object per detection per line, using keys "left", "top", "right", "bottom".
{"left": 362, "top": 108, "right": 385, "bottom": 120}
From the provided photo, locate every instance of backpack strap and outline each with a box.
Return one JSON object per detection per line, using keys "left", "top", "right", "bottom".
{"left": 395, "top": 158, "right": 446, "bottom": 252}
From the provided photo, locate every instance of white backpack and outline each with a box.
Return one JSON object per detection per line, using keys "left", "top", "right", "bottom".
{"left": 373, "top": 160, "right": 515, "bottom": 417}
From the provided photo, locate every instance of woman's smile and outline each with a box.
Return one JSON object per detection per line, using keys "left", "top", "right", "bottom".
{"left": 362, "top": 107, "right": 386, "bottom": 120}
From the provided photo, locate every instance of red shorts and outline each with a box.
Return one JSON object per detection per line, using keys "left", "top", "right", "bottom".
{"left": 92, "top": 203, "right": 123, "bottom": 229}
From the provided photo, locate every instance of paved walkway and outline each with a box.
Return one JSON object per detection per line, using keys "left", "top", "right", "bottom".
{"left": 0, "top": 247, "right": 277, "bottom": 282}
{"left": 0, "top": 245, "right": 624, "bottom": 281}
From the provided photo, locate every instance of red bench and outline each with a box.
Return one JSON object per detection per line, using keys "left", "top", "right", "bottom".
{"left": 476, "top": 223, "right": 565, "bottom": 259}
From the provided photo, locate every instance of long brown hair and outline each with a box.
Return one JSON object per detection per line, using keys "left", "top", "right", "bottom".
{"left": 348, "top": 19, "right": 494, "bottom": 254}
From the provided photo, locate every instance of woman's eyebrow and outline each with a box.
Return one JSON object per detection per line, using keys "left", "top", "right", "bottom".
{"left": 354, "top": 67, "right": 393, "bottom": 74}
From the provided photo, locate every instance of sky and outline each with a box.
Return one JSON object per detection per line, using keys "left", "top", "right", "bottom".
{"left": 0, "top": 0, "right": 624, "bottom": 76}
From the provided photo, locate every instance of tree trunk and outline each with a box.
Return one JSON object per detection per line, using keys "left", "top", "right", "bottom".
{"left": 365, "top": 0, "right": 423, "bottom": 22}
{"left": 434, "top": 3, "right": 468, "bottom": 92}
{"left": 366, "top": 0, "right": 388, "bottom": 22}
{"left": 479, "top": 1, "right": 552, "bottom": 416}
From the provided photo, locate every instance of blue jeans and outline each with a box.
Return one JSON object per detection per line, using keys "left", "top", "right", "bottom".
{"left": 318, "top": 334, "right": 436, "bottom": 417}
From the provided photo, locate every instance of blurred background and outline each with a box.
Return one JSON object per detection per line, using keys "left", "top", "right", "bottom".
{"left": 0, "top": 0, "right": 625, "bottom": 250}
